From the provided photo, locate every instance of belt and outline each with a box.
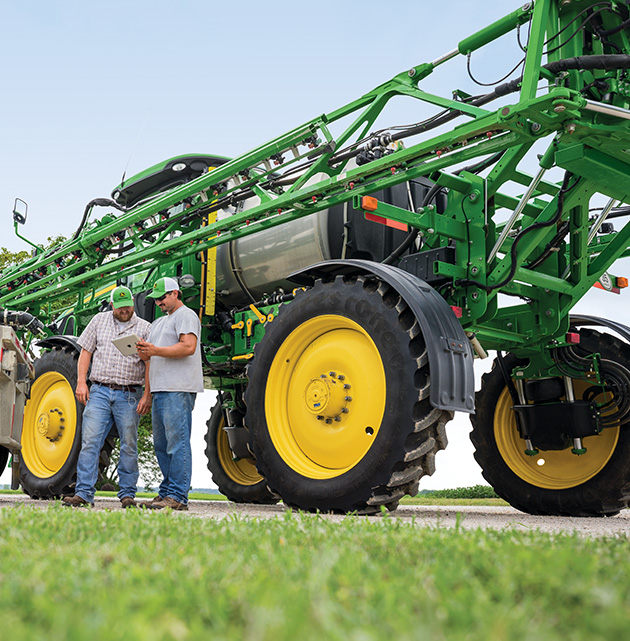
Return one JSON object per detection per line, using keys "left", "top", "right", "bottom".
{"left": 93, "top": 381, "right": 138, "bottom": 393}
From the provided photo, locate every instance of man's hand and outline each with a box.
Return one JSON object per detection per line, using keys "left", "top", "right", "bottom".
{"left": 136, "top": 339, "right": 158, "bottom": 360}
{"left": 137, "top": 391, "right": 152, "bottom": 416}
{"left": 75, "top": 381, "right": 90, "bottom": 405}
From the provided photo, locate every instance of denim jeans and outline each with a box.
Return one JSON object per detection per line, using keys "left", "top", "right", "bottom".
{"left": 75, "top": 384, "right": 143, "bottom": 503}
{"left": 151, "top": 391, "right": 196, "bottom": 504}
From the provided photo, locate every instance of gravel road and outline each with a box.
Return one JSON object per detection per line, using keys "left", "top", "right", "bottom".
{"left": 1, "top": 494, "right": 628, "bottom": 536}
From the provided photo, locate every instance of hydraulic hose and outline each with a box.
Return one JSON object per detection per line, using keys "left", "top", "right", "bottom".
{"left": 0, "top": 308, "right": 46, "bottom": 335}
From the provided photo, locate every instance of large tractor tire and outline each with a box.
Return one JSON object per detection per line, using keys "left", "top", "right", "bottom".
{"left": 0, "top": 447, "right": 8, "bottom": 477}
{"left": 471, "top": 329, "right": 630, "bottom": 516}
{"left": 20, "top": 346, "right": 114, "bottom": 498}
{"left": 204, "top": 401, "right": 279, "bottom": 504}
{"left": 245, "top": 275, "right": 452, "bottom": 513}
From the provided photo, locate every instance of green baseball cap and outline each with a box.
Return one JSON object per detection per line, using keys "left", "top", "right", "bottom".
{"left": 110, "top": 286, "right": 134, "bottom": 309}
{"left": 147, "top": 276, "right": 180, "bottom": 299}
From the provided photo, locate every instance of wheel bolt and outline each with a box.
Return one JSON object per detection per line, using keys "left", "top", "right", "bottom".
{"left": 329, "top": 371, "right": 336, "bottom": 377}
{"left": 343, "top": 384, "right": 351, "bottom": 389}
{"left": 317, "top": 415, "right": 324, "bottom": 421}
{"left": 337, "top": 374, "right": 345, "bottom": 381}
{"left": 341, "top": 408, "right": 349, "bottom": 414}
{"left": 334, "top": 417, "right": 342, "bottom": 422}
{"left": 345, "top": 396, "right": 352, "bottom": 402}
{"left": 325, "top": 419, "right": 332, "bottom": 424}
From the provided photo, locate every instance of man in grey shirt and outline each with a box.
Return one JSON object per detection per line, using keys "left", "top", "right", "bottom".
{"left": 137, "top": 276, "right": 203, "bottom": 510}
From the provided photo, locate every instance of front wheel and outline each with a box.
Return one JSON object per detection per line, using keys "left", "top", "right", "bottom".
{"left": 471, "top": 329, "right": 630, "bottom": 516}
{"left": 21, "top": 347, "right": 84, "bottom": 497}
{"left": 0, "top": 447, "right": 8, "bottom": 477}
{"left": 245, "top": 275, "right": 452, "bottom": 513}
{"left": 20, "top": 345, "right": 114, "bottom": 498}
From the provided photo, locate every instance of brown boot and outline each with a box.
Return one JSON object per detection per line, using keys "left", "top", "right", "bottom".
{"left": 121, "top": 496, "right": 137, "bottom": 509}
{"left": 150, "top": 496, "right": 188, "bottom": 511}
{"left": 141, "top": 496, "right": 165, "bottom": 509}
{"left": 62, "top": 495, "right": 93, "bottom": 508}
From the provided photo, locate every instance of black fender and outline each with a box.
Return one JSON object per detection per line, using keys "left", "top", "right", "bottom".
{"left": 36, "top": 335, "right": 82, "bottom": 354}
{"left": 290, "top": 259, "right": 475, "bottom": 413}
{"left": 570, "top": 314, "right": 630, "bottom": 344}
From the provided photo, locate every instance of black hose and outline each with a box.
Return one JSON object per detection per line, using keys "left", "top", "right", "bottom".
{"left": 71, "top": 198, "right": 126, "bottom": 241}
{"left": 0, "top": 308, "right": 46, "bottom": 335}
{"left": 381, "top": 182, "right": 443, "bottom": 265}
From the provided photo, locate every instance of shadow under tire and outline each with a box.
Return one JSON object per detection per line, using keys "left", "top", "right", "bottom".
{"left": 245, "top": 275, "right": 452, "bottom": 513}
{"left": 204, "top": 401, "right": 279, "bottom": 504}
{"left": 471, "top": 329, "right": 630, "bottom": 517}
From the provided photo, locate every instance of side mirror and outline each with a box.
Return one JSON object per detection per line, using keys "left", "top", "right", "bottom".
{"left": 13, "top": 198, "right": 28, "bottom": 225}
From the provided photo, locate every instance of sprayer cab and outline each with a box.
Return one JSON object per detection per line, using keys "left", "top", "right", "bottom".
{"left": 111, "top": 154, "right": 230, "bottom": 208}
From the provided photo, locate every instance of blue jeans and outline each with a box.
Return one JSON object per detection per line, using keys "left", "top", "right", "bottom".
{"left": 151, "top": 391, "right": 196, "bottom": 504}
{"left": 75, "top": 384, "right": 143, "bottom": 503}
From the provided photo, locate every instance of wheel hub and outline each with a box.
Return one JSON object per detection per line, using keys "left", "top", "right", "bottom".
{"left": 304, "top": 372, "right": 352, "bottom": 423}
{"left": 36, "top": 408, "right": 66, "bottom": 442}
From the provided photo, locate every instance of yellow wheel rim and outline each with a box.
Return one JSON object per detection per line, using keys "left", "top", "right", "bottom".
{"left": 216, "top": 415, "right": 264, "bottom": 486}
{"left": 264, "top": 315, "right": 386, "bottom": 479}
{"left": 22, "top": 372, "right": 78, "bottom": 477}
{"left": 495, "top": 381, "right": 620, "bottom": 489}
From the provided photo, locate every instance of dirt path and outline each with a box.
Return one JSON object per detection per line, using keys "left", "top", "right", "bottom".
{"left": 1, "top": 494, "right": 628, "bottom": 536}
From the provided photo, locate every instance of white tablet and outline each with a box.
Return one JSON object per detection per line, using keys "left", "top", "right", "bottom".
{"left": 112, "top": 334, "right": 142, "bottom": 356}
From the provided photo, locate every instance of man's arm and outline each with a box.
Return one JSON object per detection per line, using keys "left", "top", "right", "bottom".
{"left": 75, "top": 349, "right": 93, "bottom": 405}
{"left": 136, "top": 333, "right": 197, "bottom": 359}
{"left": 137, "top": 361, "right": 152, "bottom": 415}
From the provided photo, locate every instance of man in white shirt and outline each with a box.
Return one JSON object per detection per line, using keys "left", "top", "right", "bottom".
{"left": 137, "top": 277, "right": 203, "bottom": 511}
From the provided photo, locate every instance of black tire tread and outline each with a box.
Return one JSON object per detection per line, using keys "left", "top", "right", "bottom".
{"left": 246, "top": 275, "right": 452, "bottom": 514}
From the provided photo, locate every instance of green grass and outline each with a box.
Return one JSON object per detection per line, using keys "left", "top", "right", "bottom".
{"left": 0, "top": 506, "right": 628, "bottom": 641}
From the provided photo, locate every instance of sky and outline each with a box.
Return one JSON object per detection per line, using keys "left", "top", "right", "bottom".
{"left": 1, "top": 1, "right": 629, "bottom": 490}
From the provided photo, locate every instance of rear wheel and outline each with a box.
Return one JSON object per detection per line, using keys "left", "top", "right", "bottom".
{"left": 204, "top": 401, "right": 278, "bottom": 504}
{"left": 471, "top": 329, "right": 630, "bottom": 516}
{"left": 245, "top": 275, "right": 452, "bottom": 513}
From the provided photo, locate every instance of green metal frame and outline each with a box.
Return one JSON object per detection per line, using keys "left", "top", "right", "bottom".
{"left": 2, "top": 0, "right": 630, "bottom": 386}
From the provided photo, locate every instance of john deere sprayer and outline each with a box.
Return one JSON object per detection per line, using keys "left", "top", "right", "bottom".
{"left": 2, "top": 0, "right": 630, "bottom": 516}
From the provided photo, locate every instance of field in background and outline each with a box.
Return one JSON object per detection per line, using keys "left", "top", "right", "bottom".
{"left": 1, "top": 484, "right": 507, "bottom": 507}
{"left": 0, "top": 506, "right": 628, "bottom": 640}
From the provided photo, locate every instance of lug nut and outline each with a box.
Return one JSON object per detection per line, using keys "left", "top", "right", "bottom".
{"left": 345, "top": 396, "right": 352, "bottom": 402}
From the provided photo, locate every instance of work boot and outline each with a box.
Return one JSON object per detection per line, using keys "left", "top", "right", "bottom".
{"left": 149, "top": 496, "right": 188, "bottom": 511}
{"left": 120, "top": 496, "right": 137, "bottom": 509}
{"left": 140, "top": 495, "right": 164, "bottom": 509}
{"left": 62, "top": 494, "right": 93, "bottom": 508}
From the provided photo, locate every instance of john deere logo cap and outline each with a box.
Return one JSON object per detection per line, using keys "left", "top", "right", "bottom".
{"left": 110, "top": 286, "right": 134, "bottom": 309}
{"left": 147, "top": 276, "right": 180, "bottom": 299}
